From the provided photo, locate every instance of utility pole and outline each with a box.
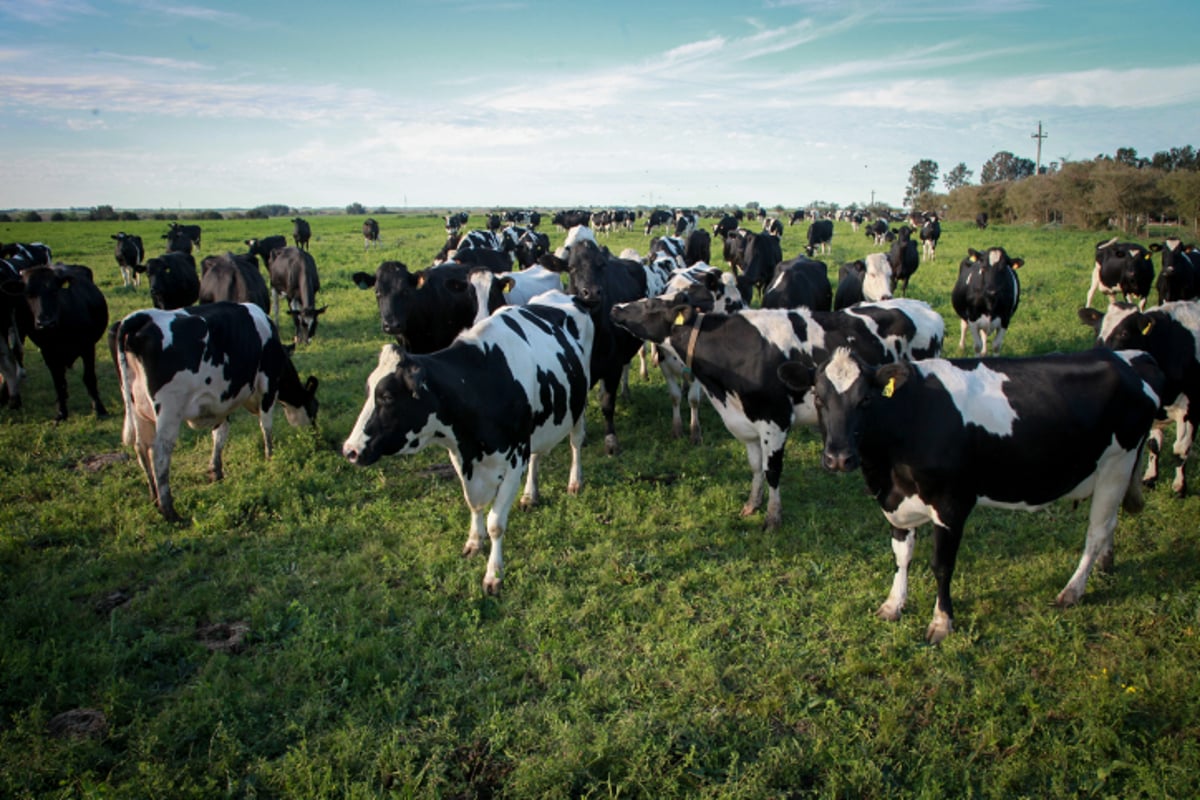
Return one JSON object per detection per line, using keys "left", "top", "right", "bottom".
{"left": 1031, "top": 121, "right": 1048, "bottom": 175}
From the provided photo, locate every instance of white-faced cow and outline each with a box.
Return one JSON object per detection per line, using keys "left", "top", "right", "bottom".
{"left": 363, "top": 218, "right": 381, "bottom": 249}
{"left": 1086, "top": 238, "right": 1154, "bottom": 310}
{"left": 762, "top": 257, "right": 831, "bottom": 310}
{"left": 199, "top": 252, "right": 270, "bottom": 312}
{"left": 266, "top": 246, "right": 324, "bottom": 345}
{"left": 343, "top": 291, "right": 594, "bottom": 595}
{"left": 112, "top": 233, "right": 145, "bottom": 288}
{"left": 112, "top": 302, "right": 319, "bottom": 522}
{"left": 245, "top": 235, "right": 288, "bottom": 270}
{"left": 610, "top": 298, "right": 943, "bottom": 528}
{"left": 292, "top": 217, "right": 312, "bottom": 251}
{"left": 1149, "top": 239, "right": 1200, "bottom": 304}
{"left": 834, "top": 253, "right": 894, "bottom": 310}
{"left": 951, "top": 247, "right": 1023, "bottom": 355}
{"left": 777, "top": 346, "right": 1162, "bottom": 643}
{"left": 3, "top": 264, "right": 109, "bottom": 421}
{"left": 444, "top": 211, "right": 469, "bottom": 235}
{"left": 1080, "top": 300, "right": 1200, "bottom": 498}
{"left": 805, "top": 219, "right": 833, "bottom": 257}
{"left": 142, "top": 252, "right": 199, "bottom": 310}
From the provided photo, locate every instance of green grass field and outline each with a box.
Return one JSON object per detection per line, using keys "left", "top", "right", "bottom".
{"left": 1, "top": 213, "right": 1198, "bottom": 798}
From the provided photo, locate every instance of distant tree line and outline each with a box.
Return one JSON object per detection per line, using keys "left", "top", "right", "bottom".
{"left": 906, "top": 145, "right": 1200, "bottom": 233}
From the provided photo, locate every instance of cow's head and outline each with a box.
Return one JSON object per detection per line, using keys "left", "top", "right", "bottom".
{"left": 288, "top": 305, "right": 327, "bottom": 345}
{"left": 144, "top": 254, "right": 195, "bottom": 309}
{"left": 19, "top": 265, "right": 75, "bottom": 330}
{"left": 1078, "top": 301, "right": 1156, "bottom": 350}
{"left": 861, "top": 253, "right": 894, "bottom": 301}
{"left": 565, "top": 239, "right": 611, "bottom": 310}
{"left": 777, "top": 347, "right": 912, "bottom": 473}
{"left": 343, "top": 345, "right": 433, "bottom": 466}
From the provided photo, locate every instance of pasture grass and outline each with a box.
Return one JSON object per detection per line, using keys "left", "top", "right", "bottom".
{"left": 1, "top": 212, "right": 1199, "bottom": 797}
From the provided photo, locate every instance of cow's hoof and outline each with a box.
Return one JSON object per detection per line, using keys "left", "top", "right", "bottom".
{"left": 7, "top": 396, "right": 20, "bottom": 411}
{"left": 604, "top": 434, "right": 619, "bottom": 456}
{"left": 925, "top": 616, "right": 953, "bottom": 644}
{"left": 689, "top": 430, "right": 702, "bottom": 446}
{"left": 1142, "top": 477, "right": 1158, "bottom": 489}
{"left": 462, "top": 541, "right": 482, "bottom": 558}
{"left": 1097, "top": 550, "right": 1115, "bottom": 573}
{"left": 483, "top": 577, "right": 502, "bottom": 596}
{"left": 567, "top": 481, "right": 582, "bottom": 496}
{"left": 739, "top": 503, "right": 757, "bottom": 518}
{"left": 1056, "top": 586, "right": 1082, "bottom": 607}
{"left": 94, "top": 405, "right": 109, "bottom": 418}
{"left": 877, "top": 602, "right": 903, "bottom": 622}
{"left": 518, "top": 495, "right": 536, "bottom": 511}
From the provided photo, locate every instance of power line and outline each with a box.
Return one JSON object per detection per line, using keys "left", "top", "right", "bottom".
{"left": 1031, "top": 121, "right": 1048, "bottom": 174}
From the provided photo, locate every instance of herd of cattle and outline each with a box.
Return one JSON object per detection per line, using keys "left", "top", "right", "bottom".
{"left": 2, "top": 208, "right": 1199, "bottom": 643}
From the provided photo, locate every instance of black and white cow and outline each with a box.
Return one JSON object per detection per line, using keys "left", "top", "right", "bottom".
{"left": 444, "top": 211, "right": 469, "bottom": 235}
{"left": 788, "top": 210, "right": 806, "bottom": 226}
{"left": 199, "top": 252, "right": 270, "bottom": 312}
{"left": 763, "top": 217, "right": 784, "bottom": 237}
{"left": 435, "top": 229, "right": 510, "bottom": 270}
{"left": 835, "top": 253, "right": 894, "bottom": 309}
{"left": 363, "top": 218, "right": 381, "bottom": 249}
{"left": 762, "top": 256, "right": 831, "bottom": 311}
{"left": 3, "top": 263, "right": 109, "bottom": 421}
{"left": 888, "top": 226, "right": 919, "bottom": 295}
{"left": 343, "top": 291, "right": 594, "bottom": 594}
{"left": 112, "top": 301, "right": 319, "bottom": 522}
{"left": 0, "top": 242, "right": 52, "bottom": 267}
{"left": 644, "top": 209, "right": 673, "bottom": 236}
{"left": 713, "top": 214, "right": 739, "bottom": 240}
{"left": 245, "top": 236, "right": 288, "bottom": 270}
{"left": 465, "top": 265, "right": 565, "bottom": 317}
{"left": 112, "top": 232, "right": 145, "bottom": 288}
{"left": 1149, "top": 239, "right": 1200, "bottom": 304}
{"left": 292, "top": 217, "right": 312, "bottom": 250}
{"left": 553, "top": 209, "right": 591, "bottom": 230}
{"left": 724, "top": 228, "right": 783, "bottom": 303}
{"left": 1080, "top": 300, "right": 1200, "bottom": 497}
{"left": 674, "top": 211, "right": 699, "bottom": 240}
{"left": 866, "top": 218, "right": 889, "bottom": 245}
{"left": 776, "top": 346, "right": 1162, "bottom": 643}
{"left": 950, "top": 247, "right": 1023, "bottom": 355}
{"left": 610, "top": 298, "right": 943, "bottom": 528}
{"left": 266, "top": 246, "right": 324, "bottom": 345}
{"left": 805, "top": 219, "right": 833, "bottom": 257}
{"left": 142, "top": 251, "right": 199, "bottom": 310}
{"left": 1086, "top": 238, "right": 1154, "bottom": 310}
{"left": 500, "top": 225, "right": 551, "bottom": 269}
{"left": 919, "top": 214, "right": 941, "bottom": 261}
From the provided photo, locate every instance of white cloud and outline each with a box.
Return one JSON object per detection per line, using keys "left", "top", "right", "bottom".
{"left": 0, "top": 0, "right": 102, "bottom": 24}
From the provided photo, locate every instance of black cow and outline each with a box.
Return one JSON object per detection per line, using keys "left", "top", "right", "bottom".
{"left": 1080, "top": 301, "right": 1200, "bottom": 497}
{"left": 3, "top": 264, "right": 109, "bottom": 421}
{"left": 643, "top": 209, "right": 672, "bottom": 236}
{"left": 0, "top": 242, "right": 52, "bottom": 266}
{"left": 553, "top": 209, "right": 591, "bottom": 230}
{"left": 245, "top": 235, "right": 288, "bottom": 270}
{"left": 611, "top": 298, "right": 943, "bottom": 528}
{"left": 805, "top": 219, "right": 833, "bottom": 257}
{"left": 776, "top": 346, "right": 1162, "bottom": 643}
{"left": 763, "top": 217, "right": 784, "bottom": 237}
{"left": 788, "top": 210, "right": 806, "bottom": 225}
{"left": 112, "top": 301, "right": 318, "bottom": 521}
{"left": 1149, "top": 239, "right": 1200, "bottom": 304}
{"left": 725, "top": 228, "right": 783, "bottom": 303}
{"left": 166, "top": 222, "right": 202, "bottom": 249}
{"left": 199, "top": 252, "right": 270, "bottom": 312}
{"left": 713, "top": 214, "right": 739, "bottom": 240}
{"left": 112, "top": 232, "right": 145, "bottom": 288}
{"left": 0, "top": 259, "right": 24, "bottom": 408}
{"left": 142, "top": 252, "right": 199, "bottom": 310}
{"left": 684, "top": 229, "right": 711, "bottom": 267}
{"left": 267, "top": 247, "right": 324, "bottom": 344}
{"left": 919, "top": 215, "right": 941, "bottom": 261}
{"left": 762, "top": 257, "right": 831, "bottom": 310}
{"left": 292, "top": 217, "right": 312, "bottom": 250}
{"left": 834, "top": 260, "right": 867, "bottom": 310}
{"left": 1086, "top": 238, "right": 1154, "bottom": 310}
{"left": 975, "top": 212, "right": 989, "bottom": 230}
{"left": 363, "top": 218, "right": 381, "bottom": 249}
{"left": 951, "top": 247, "right": 1022, "bottom": 355}
{"left": 888, "top": 226, "right": 919, "bottom": 295}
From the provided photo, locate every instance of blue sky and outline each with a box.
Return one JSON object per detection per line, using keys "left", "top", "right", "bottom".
{"left": 2, "top": 0, "right": 1198, "bottom": 211}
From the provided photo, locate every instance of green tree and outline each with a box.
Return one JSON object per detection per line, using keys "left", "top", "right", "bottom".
{"left": 944, "top": 162, "right": 973, "bottom": 192}
{"left": 904, "top": 159, "right": 939, "bottom": 206}
{"left": 346, "top": 202, "right": 367, "bottom": 215}
{"left": 981, "top": 151, "right": 1035, "bottom": 183}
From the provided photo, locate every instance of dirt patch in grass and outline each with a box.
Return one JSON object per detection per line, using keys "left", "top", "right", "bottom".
{"left": 195, "top": 621, "right": 251, "bottom": 654}
{"left": 47, "top": 709, "right": 108, "bottom": 740}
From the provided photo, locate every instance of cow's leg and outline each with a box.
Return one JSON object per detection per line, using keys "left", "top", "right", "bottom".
{"left": 209, "top": 420, "right": 230, "bottom": 482}
{"left": 761, "top": 427, "right": 789, "bottom": 530}
{"left": 971, "top": 321, "right": 986, "bottom": 356}
{"left": 958, "top": 319, "right": 969, "bottom": 352}
{"left": 132, "top": 415, "right": 159, "bottom": 506}
{"left": 1085, "top": 267, "right": 1102, "bottom": 309}
{"left": 687, "top": 378, "right": 703, "bottom": 445}
{"left": 1057, "top": 454, "right": 1131, "bottom": 607}
{"left": 619, "top": 363, "right": 631, "bottom": 402}
{"left": 257, "top": 407, "right": 275, "bottom": 460}
{"left": 481, "top": 465, "right": 524, "bottom": 595}
{"left": 927, "top": 519, "right": 965, "bottom": 644}
{"left": 740, "top": 437, "right": 764, "bottom": 518}
{"left": 1170, "top": 411, "right": 1193, "bottom": 497}
{"left": 878, "top": 528, "right": 915, "bottom": 621}
{"left": 519, "top": 454, "right": 541, "bottom": 510}
{"left": 565, "top": 416, "right": 586, "bottom": 495}
{"left": 47, "top": 361, "right": 70, "bottom": 422}
{"left": 598, "top": 368, "right": 621, "bottom": 455}
{"left": 0, "top": 342, "right": 19, "bottom": 410}
{"left": 80, "top": 349, "right": 108, "bottom": 417}
{"left": 1143, "top": 423, "right": 1164, "bottom": 487}
{"left": 150, "top": 416, "right": 183, "bottom": 522}
{"left": 991, "top": 324, "right": 1008, "bottom": 355}
{"left": 659, "top": 360, "right": 685, "bottom": 439}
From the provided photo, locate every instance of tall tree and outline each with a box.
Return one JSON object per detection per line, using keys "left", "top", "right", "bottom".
{"left": 981, "top": 151, "right": 1036, "bottom": 183}
{"left": 904, "top": 159, "right": 939, "bottom": 206}
{"left": 943, "top": 162, "right": 973, "bottom": 192}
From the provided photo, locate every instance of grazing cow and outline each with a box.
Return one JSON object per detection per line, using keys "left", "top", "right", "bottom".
{"left": 919, "top": 215, "right": 941, "bottom": 261}
{"left": 713, "top": 214, "right": 739, "bottom": 240}
{"left": 674, "top": 211, "right": 698, "bottom": 240}
{"left": 245, "top": 235, "right": 288, "bottom": 270}
{"left": 505, "top": 209, "right": 542, "bottom": 228}
{"left": 485, "top": 213, "right": 502, "bottom": 232}
{"left": 1080, "top": 301, "right": 1200, "bottom": 497}
{"left": 3, "top": 264, "right": 109, "bottom": 421}
{"left": 725, "top": 228, "right": 783, "bottom": 303}
{"left": 590, "top": 209, "right": 613, "bottom": 234}
{"left": 975, "top": 212, "right": 989, "bottom": 230}
{"left": 0, "top": 259, "right": 24, "bottom": 408}
{"left": 788, "top": 210, "right": 806, "bottom": 226}
{"left": 363, "top": 218, "right": 381, "bottom": 249}
{"left": 199, "top": 252, "right": 270, "bottom": 312}
{"left": 762, "top": 257, "right": 831, "bottom": 310}
{"left": 0, "top": 242, "right": 52, "bottom": 266}
{"left": 611, "top": 298, "right": 943, "bottom": 528}
{"left": 444, "top": 211, "right": 469, "bottom": 235}
{"left": 951, "top": 247, "right": 1022, "bottom": 355}
{"left": 292, "top": 217, "right": 312, "bottom": 250}
{"left": 888, "top": 226, "right": 919, "bottom": 295}
{"left": 162, "top": 229, "right": 193, "bottom": 254}
{"left": 1150, "top": 239, "right": 1200, "bottom": 304}
{"left": 1087, "top": 238, "right": 1154, "bottom": 310}
{"left": 684, "top": 229, "right": 712, "bottom": 267}
{"left": 866, "top": 219, "right": 889, "bottom": 245}
{"left": 763, "top": 217, "right": 784, "bottom": 237}
{"left": 644, "top": 209, "right": 673, "bottom": 236}
{"left": 111, "top": 232, "right": 145, "bottom": 288}
{"left": 343, "top": 291, "right": 594, "bottom": 594}
{"left": 142, "top": 251, "right": 199, "bottom": 310}
{"left": 352, "top": 261, "right": 503, "bottom": 352}
{"left": 266, "top": 246, "right": 324, "bottom": 344}
{"left": 552, "top": 209, "right": 591, "bottom": 230}
{"left": 613, "top": 268, "right": 745, "bottom": 443}
{"left": 805, "top": 219, "right": 834, "bottom": 257}
{"left": 542, "top": 239, "right": 654, "bottom": 455}
{"left": 166, "top": 222, "right": 202, "bottom": 249}
{"left": 851, "top": 212, "right": 864, "bottom": 232}
{"left": 776, "top": 346, "right": 1162, "bottom": 643}
{"left": 112, "top": 301, "right": 319, "bottom": 522}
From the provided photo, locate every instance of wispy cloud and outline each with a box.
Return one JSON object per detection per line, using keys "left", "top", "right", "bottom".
{"left": 0, "top": 0, "right": 102, "bottom": 24}
{"left": 92, "top": 50, "right": 212, "bottom": 71}
{"left": 123, "top": 0, "right": 256, "bottom": 26}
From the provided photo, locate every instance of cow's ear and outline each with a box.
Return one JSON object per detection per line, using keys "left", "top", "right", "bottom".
{"left": 304, "top": 376, "right": 319, "bottom": 394}
{"left": 669, "top": 304, "right": 696, "bottom": 328}
{"left": 1139, "top": 317, "right": 1156, "bottom": 337}
{"left": 415, "top": 270, "right": 429, "bottom": 289}
{"left": 539, "top": 254, "right": 568, "bottom": 272}
{"left": 776, "top": 361, "right": 814, "bottom": 393}
{"left": 1077, "top": 307, "right": 1104, "bottom": 332}
{"left": 1149, "top": 243, "right": 1164, "bottom": 253}
{"left": 315, "top": 305, "right": 328, "bottom": 315}
{"left": 0, "top": 279, "right": 23, "bottom": 297}
{"left": 500, "top": 277, "right": 516, "bottom": 294}
{"left": 874, "top": 362, "right": 912, "bottom": 397}
{"left": 400, "top": 361, "right": 425, "bottom": 399}
{"left": 351, "top": 271, "right": 376, "bottom": 290}
{"left": 1010, "top": 258, "right": 1024, "bottom": 270}
{"left": 967, "top": 248, "right": 982, "bottom": 262}
{"left": 700, "top": 269, "right": 723, "bottom": 291}
{"left": 283, "top": 343, "right": 296, "bottom": 356}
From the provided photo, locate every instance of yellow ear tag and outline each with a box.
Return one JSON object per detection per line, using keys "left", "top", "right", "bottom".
{"left": 674, "top": 312, "right": 686, "bottom": 326}
{"left": 882, "top": 377, "right": 896, "bottom": 398}
{"left": 503, "top": 282, "right": 512, "bottom": 293}
{"left": 1142, "top": 321, "right": 1153, "bottom": 336}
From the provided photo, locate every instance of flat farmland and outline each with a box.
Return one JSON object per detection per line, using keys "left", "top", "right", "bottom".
{"left": 1, "top": 212, "right": 1198, "bottom": 798}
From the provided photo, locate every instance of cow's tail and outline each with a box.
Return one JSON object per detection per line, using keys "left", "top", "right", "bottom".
{"left": 1122, "top": 444, "right": 1147, "bottom": 514}
{"left": 112, "top": 314, "right": 155, "bottom": 448}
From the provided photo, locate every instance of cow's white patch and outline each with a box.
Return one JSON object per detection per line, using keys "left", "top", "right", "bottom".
{"left": 883, "top": 493, "right": 939, "bottom": 529}
{"left": 920, "top": 360, "right": 1018, "bottom": 437}
{"left": 989, "top": 249, "right": 1003, "bottom": 266}
{"left": 746, "top": 308, "right": 822, "bottom": 354}
{"left": 824, "top": 348, "right": 861, "bottom": 394}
